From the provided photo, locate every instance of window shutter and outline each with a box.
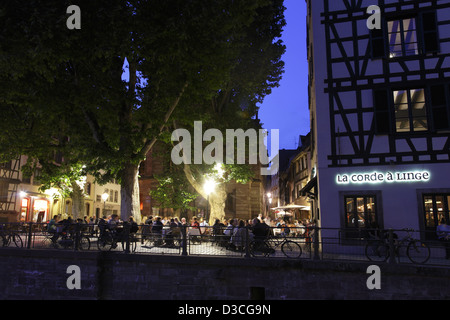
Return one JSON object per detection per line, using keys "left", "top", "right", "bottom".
{"left": 370, "top": 28, "right": 386, "bottom": 59}
{"left": 373, "top": 89, "right": 391, "bottom": 134}
{"left": 430, "top": 85, "right": 449, "bottom": 130}
{"left": 421, "top": 11, "right": 439, "bottom": 53}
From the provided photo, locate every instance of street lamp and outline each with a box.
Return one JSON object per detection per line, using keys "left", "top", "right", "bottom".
{"left": 266, "top": 192, "right": 273, "bottom": 216}
{"left": 203, "top": 178, "right": 216, "bottom": 223}
{"left": 102, "top": 192, "right": 109, "bottom": 216}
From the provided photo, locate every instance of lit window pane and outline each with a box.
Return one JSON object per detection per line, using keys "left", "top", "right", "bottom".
{"left": 413, "top": 118, "right": 428, "bottom": 131}
{"left": 394, "top": 89, "right": 428, "bottom": 133}
{"left": 388, "top": 18, "right": 418, "bottom": 58}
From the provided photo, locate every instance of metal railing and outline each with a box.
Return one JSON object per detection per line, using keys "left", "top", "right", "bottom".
{"left": 1, "top": 222, "right": 449, "bottom": 267}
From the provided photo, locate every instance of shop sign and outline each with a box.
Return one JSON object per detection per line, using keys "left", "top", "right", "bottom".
{"left": 336, "top": 171, "right": 430, "bottom": 185}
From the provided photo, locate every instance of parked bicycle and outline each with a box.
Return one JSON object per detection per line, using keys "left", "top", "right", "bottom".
{"left": 249, "top": 233, "right": 302, "bottom": 259}
{"left": 142, "top": 231, "right": 181, "bottom": 250}
{"left": 42, "top": 228, "right": 90, "bottom": 250}
{"left": 365, "top": 228, "right": 430, "bottom": 264}
{"left": 97, "top": 226, "right": 137, "bottom": 252}
{"left": 0, "top": 227, "right": 23, "bottom": 248}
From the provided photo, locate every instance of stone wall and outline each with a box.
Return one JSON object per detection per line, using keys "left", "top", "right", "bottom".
{"left": 1, "top": 248, "right": 450, "bottom": 300}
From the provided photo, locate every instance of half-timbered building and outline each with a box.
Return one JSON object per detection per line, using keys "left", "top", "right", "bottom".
{"left": 307, "top": 0, "right": 450, "bottom": 239}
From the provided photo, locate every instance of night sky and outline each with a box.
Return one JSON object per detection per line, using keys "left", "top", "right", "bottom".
{"left": 258, "top": 0, "right": 309, "bottom": 150}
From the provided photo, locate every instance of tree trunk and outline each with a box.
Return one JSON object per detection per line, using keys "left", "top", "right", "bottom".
{"left": 207, "top": 183, "right": 227, "bottom": 225}
{"left": 71, "top": 181, "right": 85, "bottom": 220}
{"left": 120, "top": 162, "right": 141, "bottom": 224}
{"left": 183, "top": 164, "right": 227, "bottom": 225}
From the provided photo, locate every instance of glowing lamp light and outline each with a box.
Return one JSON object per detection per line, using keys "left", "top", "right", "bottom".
{"left": 203, "top": 179, "right": 216, "bottom": 196}
{"left": 102, "top": 193, "right": 109, "bottom": 202}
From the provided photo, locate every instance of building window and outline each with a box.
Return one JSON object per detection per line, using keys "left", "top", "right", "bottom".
{"left": 371, "top": 10, "right": 439, "bottom": 59}
{"left": 33, "top": 168, "right": 42, "bottom": 185}
{"left": 344, "top": 195, "right": 377, "bottom": 229}
{"left": 114, "top": 191, "right": 118, "bottom": 203}
{"left": 394, "top": 88, "right": 427, "bottom": 133}
{"left": 421, "top": 11, "right": 440, "bottom": 54}
{"left": 374, "top": 88, "right": 431, "bottom": 134}
{"left": 388, "top": 18, "right": 419, "bottom": 58}
{"left": 0, "top": 181, "right": 8, "bottom": 203}
{"left": 0, "top": 161, "right": 12, "bottom": 170}
{"left": 430, "top": 84, "right": 450, "bottom": 130}
{"left": 85, "top": 182, "right": 91, "bottom": 196}
{"left": 423, "top": 194, "right": 450, "bottom": 234}
{"left": 22, "top": 173, "right": 31, "bottom": 184}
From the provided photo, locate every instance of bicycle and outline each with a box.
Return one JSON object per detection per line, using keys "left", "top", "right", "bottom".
{"left": 97, "top": 227, "right": 137, "bottom": 252}
{"left": 42, "top": 229, "right": 91, "bottom": 250}
{"left": 365, "top": 228, "right": 430, "bottom": 264}
{"left": 249, "top": 233, "right": 302, "bottom": 259}
{"left": 142, "top": 231, "right": 181, "bottom": 251}
{"left": 0, "top": 228, "right": 23, "bottom": 248}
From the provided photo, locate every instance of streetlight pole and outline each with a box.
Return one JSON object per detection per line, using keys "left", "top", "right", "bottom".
{"left": 266, "top": 192, "right": 272, "bottom": 217}
{"left": 203, "top": 178, "right": 216, "bottom": 225}
{"left": 102, "top": 193, "right": 109, "bottom": 217}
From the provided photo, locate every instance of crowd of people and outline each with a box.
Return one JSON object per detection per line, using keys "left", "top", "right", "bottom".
{"left": 45, "top": 212, "right": 316, "bottom": 251}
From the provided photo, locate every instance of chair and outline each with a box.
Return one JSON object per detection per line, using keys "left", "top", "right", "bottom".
{"left": 188, "top": 228, "right": 201, "bottom": 244}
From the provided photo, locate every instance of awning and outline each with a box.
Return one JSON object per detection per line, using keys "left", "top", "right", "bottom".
{"left": 270, "top": 205, "right": 309, "bottom": 210}
{"left": 300, "top": 176, "right": 317, "bottom": 196}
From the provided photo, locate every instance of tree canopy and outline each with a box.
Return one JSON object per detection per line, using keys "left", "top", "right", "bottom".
{"left": 0, "top": 0, "right": 286, "bottom": 223}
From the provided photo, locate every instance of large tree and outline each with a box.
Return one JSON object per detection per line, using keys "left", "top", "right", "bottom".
{"left": 0, "top": 0, "right": 278, "bottom": 223}
{"left": 172, "top": 0, "right": 286, "bottom": 224}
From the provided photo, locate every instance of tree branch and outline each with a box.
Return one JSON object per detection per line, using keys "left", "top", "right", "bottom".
{"left": 139, "top": 81, "right": 189, "bottom": 158}
{"left": 183, "top": 163, "right": 207, "bottom": 198}
{"left": 81, "top": 107, "right": 109, "bottom": 150}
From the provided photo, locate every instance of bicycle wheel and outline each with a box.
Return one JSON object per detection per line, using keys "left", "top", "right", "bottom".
{"left": 41, "top": 237, "right": 56, "bottom": 249}
{"left": 249, "top": 240, "right": 273, "bottom": 258}
{"left": 365, "top": 241, "right": 389, "bottom": 262}
{"left": 11, "top": 234, "right": 23, "bottom": 248}
{"left": 78, "top": 236, "right": 91, "bottom": 251}
{"left": 281, "top": 240, "right": 302, "bottom": 258}
{"left": 407, "top": 240, "right": 430, "bottom": 264}
{"left": 97, "top": 233, "right": 113, "bottom": 251}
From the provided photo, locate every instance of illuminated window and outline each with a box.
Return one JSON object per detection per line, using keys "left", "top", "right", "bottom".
{"left": 344, "top": 195, "right": 377, "bottom": 229}
{"left": 370, "top": 11, "right": 439, "bottom": 59}
{"left": 388, "top": 18, "right": 419, "bottom": 58}
{"left": 394, "top": 89, "right": 428, "bottom": 133}
{"left": 423, "top": 194, "right": 450, "bottom": 227}
{"left": 423, "top": 194, "right": 450, "bottom": 240}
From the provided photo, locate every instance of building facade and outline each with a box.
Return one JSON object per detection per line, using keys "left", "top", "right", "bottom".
{"left": 0, "top": 155, "right": 121, "bottom": 223}
{"left": 307, "top": 0, "right": 450, "bottom": 239}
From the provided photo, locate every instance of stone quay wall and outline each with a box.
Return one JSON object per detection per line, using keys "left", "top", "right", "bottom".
{"left": 1, "top": 248, "right": 449, "bottom": 300}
